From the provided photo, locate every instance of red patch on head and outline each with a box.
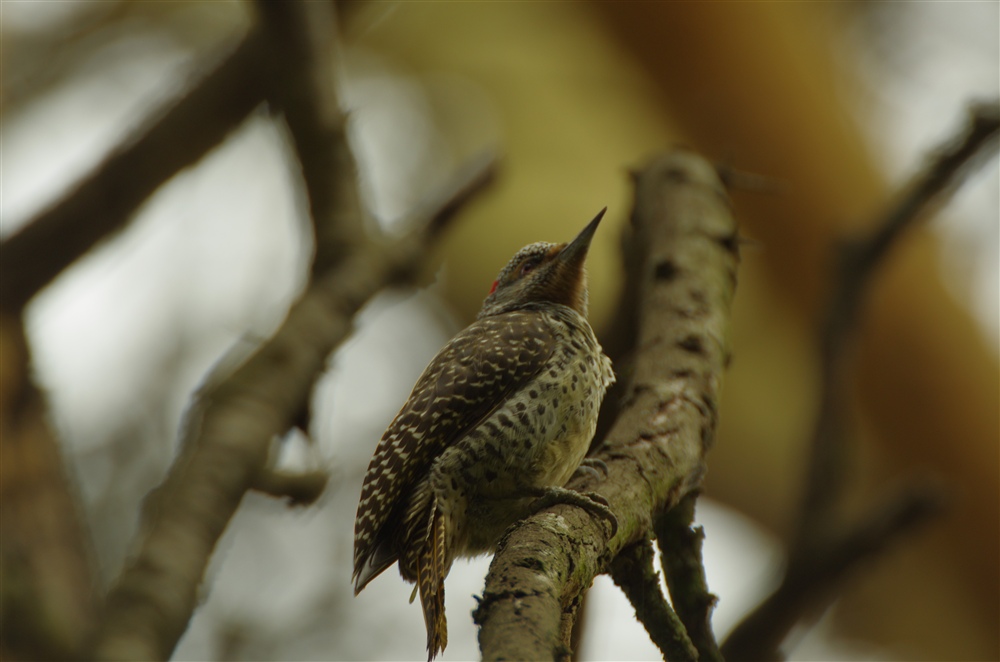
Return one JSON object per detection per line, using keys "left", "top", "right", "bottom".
{"left": 489, "top": 280, "right": 498, "bottom": 295}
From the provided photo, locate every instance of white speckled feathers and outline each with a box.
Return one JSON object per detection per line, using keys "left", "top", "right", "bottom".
{"left": 352, "top": 309, "right": 556, "bottom": 592}
{"left": 351, "top": 211, "right": 613, "bottom": 660}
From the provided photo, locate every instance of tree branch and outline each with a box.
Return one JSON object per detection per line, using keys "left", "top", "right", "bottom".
{"left": 0, "top": 315, "right": 98, "bottom": 660}
{"left": 722, "top": 102, "right": 999, "bottom": 661}
{"left": 254, "top": 0, "right": 366, "bottom": 273}
{"left": 722, "top": 484, "right": 945, "bottom": 661}
{"left": 88, "top": 150, "right": 496, "bottom": 662}
{"left": 88, "top": 3, "right": 499, "bottom": 653}
{"left": 656, "top": 492, "right": 723, "bottom": 662}
{"left": 250, "top": 468, "right": 330, "bottom": 507}
{"left": 0, "top": 31, "right": 269, "bottom": 314}
{"left": 475, "top": 149, "right": 740, "bottom": 660}
{"left": 609, "top": 538, "right": 698, "bottom": 662}
{"left": 799, "top": 101, "right": 1000, "bottom": 540}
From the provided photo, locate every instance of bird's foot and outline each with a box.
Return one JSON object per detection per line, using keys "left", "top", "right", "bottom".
{"left": 573, "top": 457, "right": 610, "bottom": 481}
{"left": 528, "top": 486, "right": 619, "bottom": 537}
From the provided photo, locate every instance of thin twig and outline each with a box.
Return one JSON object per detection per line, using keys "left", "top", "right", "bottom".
{"left": 404, "top": 149, "right": 502, "bottom": 244}
{"left": 722, "top": 102, "right": 999, "bottom": 661}
{"left": 722, "top": 485, "right": 945, "bottom": 661}
{"left": 714, "top": 164, "right": 788, "bottom": 196}
{"left": 655, "top": 493, "right": 724, "bottom": 662}
{"left": 0, "top": 31, "right": 268, "bottom": 314}
{"left": 609, "top": 539, "right": 698, "bottom": 662}
{"left": 798, "top": 102, "right": 1000, "bottom": 544}
{"left": 381, "top": 148, "right": 501, "bottom": 288}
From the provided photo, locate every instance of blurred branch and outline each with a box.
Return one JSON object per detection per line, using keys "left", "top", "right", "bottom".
{"left": 251, "top": 468, "right": 330, "bottom": 507}
{"left": 0, "top": 2, "right": 131, "bottom": 110}
{"left": 0, "top": 315, "right": 98, "bottom": 660}
{"left": 475, "top": 149, "right": 739, "bottom": 660}
{"left": 254, "top": 0, "right": 366, "bottom": 273}
{"left": 608, "top": 539, "right": 698, "bottom": 662}
{"left": 0, "top": 28, "right": 273, "bottom": 656}
{"left": 1, "top": 2, "right": 244, "bottom": 114}
{"left": 399, "top": 149, "right": 501, "bottom": 245}
{"left": 655, "top": 492, "right": 723, "bottom": 662}
{"left": 0, "top": 30, "right": 268, "bottom": 314}
{"left": 714, "top": 165, "right": 788, "bottom": 196}
{"left": 86, "top": 1, "right": 498, "bottom": 656}
{"left": 722, "top": 484, "right": 945, "bottom": 661}
{"left": 721, "top": 102, "right": 999, "bottom": 661}
{"left": 799, "top": 101, "right": 1000, "bottom": 538}
{"left": 89, "top": 148, "right": 497, "bottom": 661}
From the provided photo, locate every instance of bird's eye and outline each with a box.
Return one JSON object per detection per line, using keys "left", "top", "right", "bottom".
{"left": 519, "top": 257, "right": 541, "bottom": 277}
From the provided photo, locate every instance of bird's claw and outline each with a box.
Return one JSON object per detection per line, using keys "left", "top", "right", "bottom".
{"left": 573, "top": 457, "right": 610, "bottom": 481}
{"left": 529, "top": 486, "right": 619, "bottom": 538}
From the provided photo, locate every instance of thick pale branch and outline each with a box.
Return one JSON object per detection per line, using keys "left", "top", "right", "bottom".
{"left": 476, "top": 149, "right": 740, "bottom": 660}
{"left": 0, "top": 31, "right": 268, "bottom": 314}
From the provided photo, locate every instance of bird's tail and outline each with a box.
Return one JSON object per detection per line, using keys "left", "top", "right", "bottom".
{"left": 416, "top": 508, "right": 448, "bottom": 661}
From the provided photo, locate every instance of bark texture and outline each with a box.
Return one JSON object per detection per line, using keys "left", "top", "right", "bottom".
{"left": 475, "top": 149, "right": 740, "bottom": 660}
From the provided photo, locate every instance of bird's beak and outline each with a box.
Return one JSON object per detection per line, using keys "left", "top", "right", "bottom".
{"left": 558, "top": 207, "right": 606, "bottom": 266}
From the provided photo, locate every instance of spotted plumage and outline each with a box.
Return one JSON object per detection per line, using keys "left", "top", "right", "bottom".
{"left": 353, "top": 209, "right": 615, "bottom": 660}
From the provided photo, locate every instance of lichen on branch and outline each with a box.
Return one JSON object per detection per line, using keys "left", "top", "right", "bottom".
{"left": 476, "top": 149, "right": 740, "bottom": 661}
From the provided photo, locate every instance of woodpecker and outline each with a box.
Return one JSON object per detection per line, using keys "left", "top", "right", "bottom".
{"left": 352, "top": 209, "right": 616, "bottom": 660}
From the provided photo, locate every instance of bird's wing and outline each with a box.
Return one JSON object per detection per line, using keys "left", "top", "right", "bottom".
{"left": 352, "top": 310, "right": 556, "bottom": 591}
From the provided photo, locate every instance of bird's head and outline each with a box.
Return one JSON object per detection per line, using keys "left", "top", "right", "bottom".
{"left": 478, "top": 208, "right": 606, "bottom": 319}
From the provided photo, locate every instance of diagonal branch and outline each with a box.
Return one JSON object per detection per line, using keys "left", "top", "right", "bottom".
{"left": 656, "top": 492, "right": 724, "bottom": 662}
{"left": 0, "top": 315, "right": 99, "bottom": 660}
{"left": 722, "top": 102, "right": 999, "bottom": 662}
{"left": 89, "top": 3, "right": 498, "bottom": 655}
{"left": 89, "top": 152, "right": 496, "bottom": 662}
{"left": 609, "top": 538, "right": 698, "bottom": 662}
{"left": 475, "top": 149, "right": 740, "bottom": 661}
{"left": 253, "top": 0, "right": 366, "bottom": 272}
{"left": 721, "top": 484, "right": 944, "bottom": 661}
{"left": 0, "top": 31, "right": 269, "bottom": 314}
{"left": 799, "top": 101, "right": 1000, "bottom": 540}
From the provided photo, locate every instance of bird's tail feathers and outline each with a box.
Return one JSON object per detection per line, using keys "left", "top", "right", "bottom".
{"left": 353, "top": 541, "right": 397, "bottom": 595}
{"left": 417, "top": 508, "right": 448, "bottom": 661}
